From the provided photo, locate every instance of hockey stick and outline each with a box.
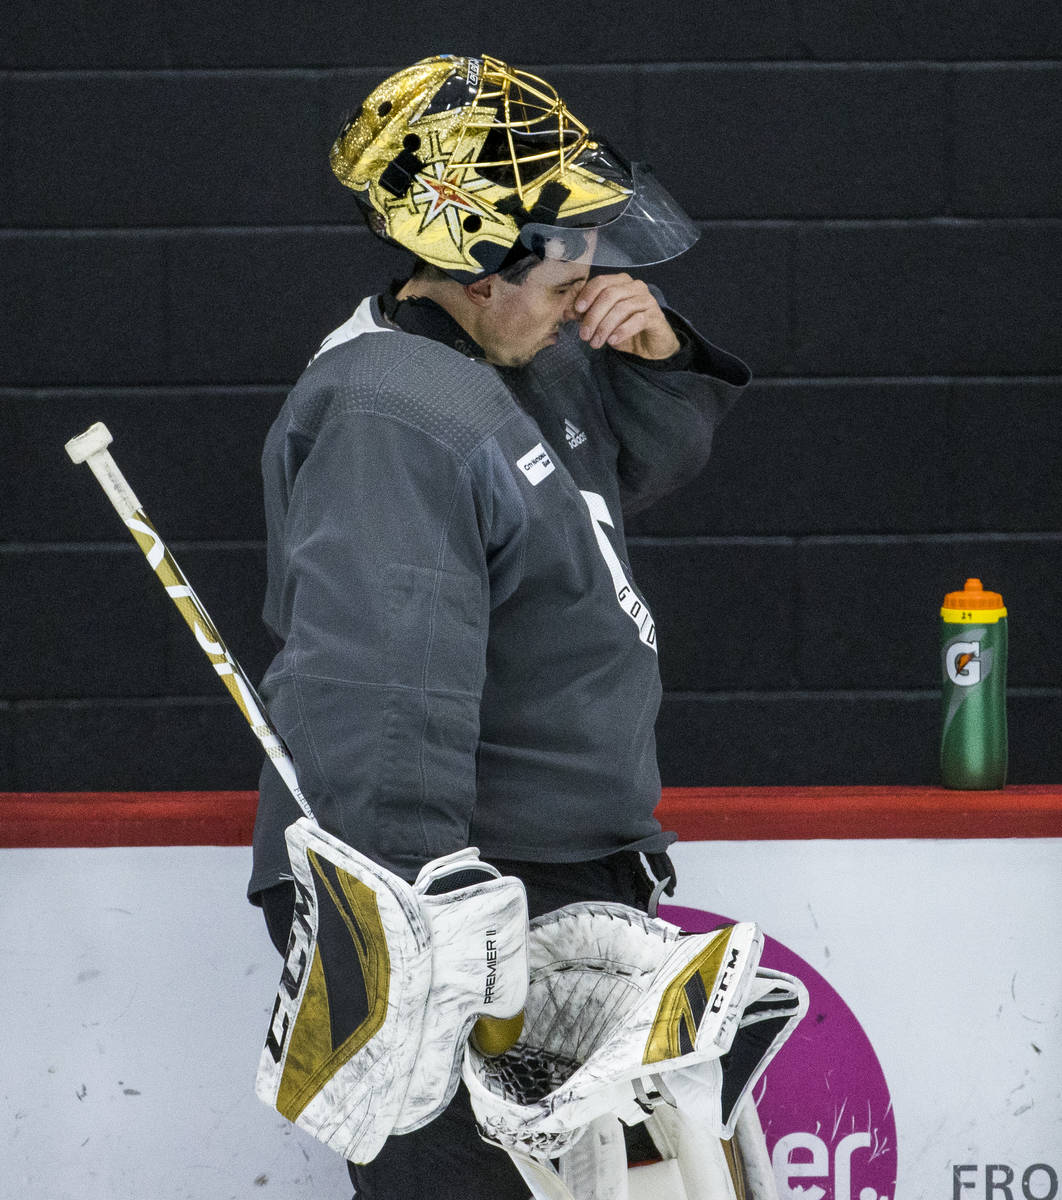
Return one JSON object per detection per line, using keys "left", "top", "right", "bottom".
{"left": 64, "top": 421, "right": 315, "bottom": 823}
{"left": 66, "top": 421, "right": 523, "bottom": 1121}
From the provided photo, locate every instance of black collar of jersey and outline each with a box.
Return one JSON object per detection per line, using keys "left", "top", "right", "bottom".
{"left": 380, "top": 280, "right": 486, "bottom": 360}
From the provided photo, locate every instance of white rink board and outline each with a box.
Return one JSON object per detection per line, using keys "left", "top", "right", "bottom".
{"left": 2, "top": 845, "right": 350, "bottom": 1200}
{"left": 3, "top": 839, "right": 1060, "bottom": 1200}
{"left": 668, "top": 837, "right": 1062, "bottom": 1199}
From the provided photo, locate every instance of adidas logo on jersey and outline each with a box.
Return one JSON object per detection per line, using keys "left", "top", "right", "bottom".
{"left": 564, "top": 418, "right": 587, "bottom": 450}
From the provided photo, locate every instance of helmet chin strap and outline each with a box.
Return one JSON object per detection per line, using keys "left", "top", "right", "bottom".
{"left": 497, "top": 180, "right": 573, "bottom": 229}
{"left": 379, "top": 142, "right": 426, "bottom": 198}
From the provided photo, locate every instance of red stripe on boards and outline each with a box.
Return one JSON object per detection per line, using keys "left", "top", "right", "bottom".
{"left": 0, "top": 791, "right": 258, "bottom": 848}
{"left": 659, "top": 785, "right": 1062, "bottom": 841}
{"left": 1, "top": 786, "right": 1060, "bottom": 848}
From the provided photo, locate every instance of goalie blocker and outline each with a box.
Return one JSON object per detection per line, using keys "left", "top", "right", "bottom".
{"left": 255, "top": 821, "right": 529, "bottom": 1162}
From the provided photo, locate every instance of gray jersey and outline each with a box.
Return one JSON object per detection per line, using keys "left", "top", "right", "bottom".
{"left": 249, "top": 292, "right": 748, "bottom": 893}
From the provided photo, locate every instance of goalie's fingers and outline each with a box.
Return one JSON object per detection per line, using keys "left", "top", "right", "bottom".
{"left": 573, "top": 274, "right": 645, "bottom": 345}
{"left": 584, "top": 299, "right": 647, "bottom": 350}
{"left": 602, "top": 312, "right": 655, "bottom": 349}
{"left": 572, "top": 274, "right": 679, "bottom": 358}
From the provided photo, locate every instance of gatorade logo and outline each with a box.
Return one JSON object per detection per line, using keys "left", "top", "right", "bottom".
{"left": 947, "top": 641, "right": 982, "bottom": 687}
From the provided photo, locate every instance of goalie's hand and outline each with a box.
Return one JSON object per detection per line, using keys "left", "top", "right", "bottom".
{"left": 571, "top": 273, "right": 681, "bottom": 360}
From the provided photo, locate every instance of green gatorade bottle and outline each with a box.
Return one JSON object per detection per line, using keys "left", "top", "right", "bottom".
{"left": 940, "top": 578, "right": 1008, "bottom": 790}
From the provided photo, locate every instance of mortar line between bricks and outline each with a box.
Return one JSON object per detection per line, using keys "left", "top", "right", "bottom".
{"left": 4, "top": 376, "right": 1060, "bottom": 397}
{"left": 797, "top": 531, "right": 1062, "bottom": 547}
{"left": 9, "top": 534, "right": 1057, "bottom": 552}
{"left": 8, "top": 376, "right": 1059, "bottom": 392}
{"left": 0, "top": 384, "right": 288, "bottom": 396}
{"left": 752, "top": 375, "right": 1062, "bottom": 386}
{"left": 3, "top": 217, "right": 1062, "bottom": 237}
{"left": 661, "top": 687, "right": 1061, "bottom": 701}
{"left": 10, "top": 687, "right": 1060, "bottom": 710}
{"left": 628, "top": 532, "right": 1062, "bottom": 548}
{"left": 632, "top": 60, "right": 1062, "bottom": 72}
{"left": 630, "top": 536, "right": 796, "bottom": 548}
{"left": 2, "top": 61, "right": 1060, "bottom": 80}
{"left": 9, "top": 696, "right": 240, "bottom": 711}
{"left": 0, "top": 540, "right": 265, "bottom": 553}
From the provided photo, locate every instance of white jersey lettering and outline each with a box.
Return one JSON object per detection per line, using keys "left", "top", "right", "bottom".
{"left": 581, "top": 491, "right": 657, "bottom": 652}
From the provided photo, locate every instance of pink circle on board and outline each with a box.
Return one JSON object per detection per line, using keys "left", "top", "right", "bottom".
{"left": 660, "top": 904, "right": 898, "bottom": 1200}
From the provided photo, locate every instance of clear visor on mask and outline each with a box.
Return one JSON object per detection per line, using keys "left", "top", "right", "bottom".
{"left": 516, "top": 162, "right": 699, "bottom": 269}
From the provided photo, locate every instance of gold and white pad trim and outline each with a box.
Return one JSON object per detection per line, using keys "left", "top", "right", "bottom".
{"left": 255, "top": 820, "right": 528, "bottom": 1162}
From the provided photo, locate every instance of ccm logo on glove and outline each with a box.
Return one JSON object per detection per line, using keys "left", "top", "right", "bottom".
{"left": 710, "top": 945, "right": 742, "bottom": 1014}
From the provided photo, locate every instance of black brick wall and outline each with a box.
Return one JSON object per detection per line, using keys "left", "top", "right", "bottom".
{"left": 4, "top": 2, "right": 1060, "bottom": 790}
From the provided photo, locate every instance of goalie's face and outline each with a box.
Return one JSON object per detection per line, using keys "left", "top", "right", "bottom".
{"left": 472, "top": 255, "right": 591, "bottom": 368}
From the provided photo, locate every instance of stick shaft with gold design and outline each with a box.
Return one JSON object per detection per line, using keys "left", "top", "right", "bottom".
{"left": 66, "top": 422, "right": 522, "bottom": 1064}
{"left": 65, "top": 421, "right": 315, "bottom": 823}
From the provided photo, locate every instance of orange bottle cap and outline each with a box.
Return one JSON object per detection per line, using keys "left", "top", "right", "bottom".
{"left": 941, "top": 577, "right": 1006, "bottom": 610}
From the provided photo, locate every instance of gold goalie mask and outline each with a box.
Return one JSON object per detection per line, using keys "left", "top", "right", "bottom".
{"left": 330, "top": 54, "right": 699, "bottom": 282}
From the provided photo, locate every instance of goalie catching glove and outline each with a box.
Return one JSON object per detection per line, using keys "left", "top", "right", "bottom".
{"left": 255, "top": 818, "right": 529, "bottom": 1162}
{"left": 462, "top": 903, "right": 808, "bottom": 1199}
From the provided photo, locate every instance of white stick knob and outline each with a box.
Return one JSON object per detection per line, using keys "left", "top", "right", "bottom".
{"left": 65, "top": 421, "right": 141, "bottom": 521}
{"left": 64, "top": 421, "right": 114, "bottom": 464}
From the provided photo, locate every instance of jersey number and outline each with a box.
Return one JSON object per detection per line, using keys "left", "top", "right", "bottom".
{"left": 581, "top": 491, "right": 657, "bottom": 652}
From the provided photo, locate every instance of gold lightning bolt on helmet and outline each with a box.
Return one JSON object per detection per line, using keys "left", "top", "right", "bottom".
{"left": 330, "top": 54, "right": 699, "bottom": 282}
